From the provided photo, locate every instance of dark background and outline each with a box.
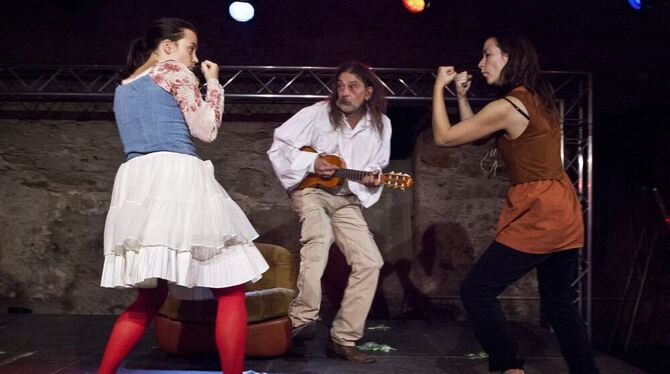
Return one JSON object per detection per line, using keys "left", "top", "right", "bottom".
{"left": 2, "top": 0, "right": 669, "bottom": 369}
{"left": 2, "top": 0, "right": 668, "bottom": 183}
{"left": 3, "top": 1, "right": 666, "bottom": 190}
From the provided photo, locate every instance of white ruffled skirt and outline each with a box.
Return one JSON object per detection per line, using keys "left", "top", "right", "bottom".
{"left": 100, "top": 152, "right": 269, "bottom": 299}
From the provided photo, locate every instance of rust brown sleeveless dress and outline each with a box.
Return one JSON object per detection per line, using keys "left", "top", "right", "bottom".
{"left": 494, "top": 86, "right": 583, "bottom": 254}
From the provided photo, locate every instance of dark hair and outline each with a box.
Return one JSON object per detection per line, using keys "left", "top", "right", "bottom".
{"left": 125, "top": 18, "right": 196, "bottom": 76}
{"left": 491, "top": 32, "right": 558, "bottom": 117}
{"left": 328, "top": 62, "right": 387, "bottom": 135}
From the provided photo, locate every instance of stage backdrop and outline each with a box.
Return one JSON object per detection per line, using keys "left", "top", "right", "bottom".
{"left": 0, "top": 111, "right": 535, "bottom": 321}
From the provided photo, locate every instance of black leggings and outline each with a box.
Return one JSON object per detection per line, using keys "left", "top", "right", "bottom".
{"left": 460, "top": 241, "right": 599, "bottom": 373}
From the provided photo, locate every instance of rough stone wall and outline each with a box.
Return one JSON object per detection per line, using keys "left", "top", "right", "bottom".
{"left": 0, "top": 118, "right": 414, "bottom": 316}
{"left": 410, "top": 129, "right": 541, "bottom": 321}
{"left": 0, "top": 119, "right": 123, "bottom": 314}
{"left": 0, "top": 117, "right": 541, "bottom": 321}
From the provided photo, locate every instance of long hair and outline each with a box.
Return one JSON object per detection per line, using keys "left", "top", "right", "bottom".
{"left": 328, "top": 62, "right": 387, "bottom": 135}
{"left": 492, "top": 32, "right": 558, "bottom": 117}
{"left": 125, "top": 18, "right": 196, "bottom": 77}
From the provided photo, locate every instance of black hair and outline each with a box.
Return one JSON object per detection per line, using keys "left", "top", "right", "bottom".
{"left": 125, "top": 17, "right": 196, "bottom": 76}
{"left": 490, "top": 32, "right": 558, "bottom": 117}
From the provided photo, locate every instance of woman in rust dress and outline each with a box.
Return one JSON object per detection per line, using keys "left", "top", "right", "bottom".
{"left": 431, "top": 33, "right": 599, "bottom": 374}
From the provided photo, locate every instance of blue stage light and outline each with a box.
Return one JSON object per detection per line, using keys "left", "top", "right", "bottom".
{"left": 229, "top": 1, "right": 255, "bottom": 22}
{"left": 628, "top": 0, "right": 642, "bottom": 10}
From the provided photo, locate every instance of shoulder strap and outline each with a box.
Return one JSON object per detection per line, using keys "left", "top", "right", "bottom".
{"left": 502, "top": 97, "right": 530, "bottom": 120}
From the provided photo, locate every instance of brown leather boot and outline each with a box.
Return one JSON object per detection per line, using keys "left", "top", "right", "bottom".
{"left": 325, "top": 338, "right": 376, "bottom": 364}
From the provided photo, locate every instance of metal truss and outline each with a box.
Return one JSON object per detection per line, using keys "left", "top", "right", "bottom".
{"left": 0, "top": 65, "right": 593, "bottom": 333}
{"left": 553, "top": 71, "right": 594, "bottom": 338}
{"left": 0, "top": 64, "right": 498, "bottom": 103}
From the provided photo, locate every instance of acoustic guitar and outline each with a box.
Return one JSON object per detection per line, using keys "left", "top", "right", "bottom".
{"left": 297, "top": 146, "right": 413, "bottom": 190}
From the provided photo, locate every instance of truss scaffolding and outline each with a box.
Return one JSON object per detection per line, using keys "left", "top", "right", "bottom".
{"left": 0, "top": 64, "right": 593, "bottom": 335}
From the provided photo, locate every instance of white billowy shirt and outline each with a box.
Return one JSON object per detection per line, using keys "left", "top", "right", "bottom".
{"left": 267, "top": 101, "right": 392, "bottom": 208}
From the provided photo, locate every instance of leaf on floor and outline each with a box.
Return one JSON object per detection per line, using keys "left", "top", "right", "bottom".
{"left": 366, "top": 324, "right": 391, "bottom": 331}
{"left": 464, "top": 351, "right": 489, "bottom": 360}
{"left": 357, "top": 342, "right": 397, "bottom": 352}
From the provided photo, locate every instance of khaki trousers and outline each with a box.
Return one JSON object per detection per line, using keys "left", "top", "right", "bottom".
{"left": 289, "top": 188, "right": 384, "bottom": 346}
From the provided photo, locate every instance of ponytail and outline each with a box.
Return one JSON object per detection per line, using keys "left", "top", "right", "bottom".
{"left": 122, "top": 18, "right": 197, "bottom": 78}
{"left": 126, "top": 37, "right": 150, "bottom": 75}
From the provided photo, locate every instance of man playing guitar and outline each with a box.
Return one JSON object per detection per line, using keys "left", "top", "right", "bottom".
{"left": 267, "top": 61, "right": 392, "bottom": 364}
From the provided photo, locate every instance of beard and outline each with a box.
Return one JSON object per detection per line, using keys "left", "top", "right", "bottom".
{"left": 336, "top": 98, "right": 365, "bottom": 115}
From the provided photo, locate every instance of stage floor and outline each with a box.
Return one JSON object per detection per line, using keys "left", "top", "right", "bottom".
{"left": 0, "top": 314, "right": 646, "bottom": 373}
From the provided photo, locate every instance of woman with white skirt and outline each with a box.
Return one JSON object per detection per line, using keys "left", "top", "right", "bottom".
{"left": 98, "top": 18, "right": 268, "bottom": 374}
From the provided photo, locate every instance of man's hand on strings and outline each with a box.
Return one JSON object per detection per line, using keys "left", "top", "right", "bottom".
{"left": 314, "top": 158, "right": 339, "bottom": 178}
{"left": 362, "top": 171, "right": 381, "bottom": 187}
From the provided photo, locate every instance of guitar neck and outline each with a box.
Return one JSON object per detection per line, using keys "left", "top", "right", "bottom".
{"left": 334, "top": 168, "right": 372, "bottom": 182}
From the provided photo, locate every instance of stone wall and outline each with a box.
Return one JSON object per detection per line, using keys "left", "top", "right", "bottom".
{"left": 0, "top": 114, "right": 549, "bottom": 323}
{"left": 0, "top": 117, "right": 418, "bottom": 316}
{"left": 0, "top": 119, "right": 123, "bottom": 314}
{"left": 409, "top": 130, "right": 540, "bottom": 321}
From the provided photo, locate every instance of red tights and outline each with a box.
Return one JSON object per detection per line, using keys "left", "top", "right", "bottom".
{"left": 211, "top": 285, "right": 247, "bottom": 374}
{"left": 99, "top": 281, "right": 247, "bottom": 374}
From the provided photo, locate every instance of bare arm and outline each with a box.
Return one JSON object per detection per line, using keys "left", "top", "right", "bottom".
{"left": 457, "top": 96, "right": 474, "bottom": 120}
{"left": 432, "top": 66, "right": 457, "bottom": 146}
{"left": 432, "top": 67, "right": 529, "bottom": 147}
{"left": 455, "top": 71, "right": 474, "bottom": 120}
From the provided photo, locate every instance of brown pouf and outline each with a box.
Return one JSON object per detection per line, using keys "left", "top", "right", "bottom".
{"left": 154, "top": 314, "right": 292, "bottom": 357}
{"left": 153, "top": 243, "right": 297, "bottom": 358}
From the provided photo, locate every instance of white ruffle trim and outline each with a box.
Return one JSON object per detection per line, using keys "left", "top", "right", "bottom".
{"left": 100, "top": 242, "right": 269, "bottom": 299}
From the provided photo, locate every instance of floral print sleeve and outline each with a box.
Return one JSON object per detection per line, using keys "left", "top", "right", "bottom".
{"left": 149, "top": 60, "right": 224, "bottom": 143}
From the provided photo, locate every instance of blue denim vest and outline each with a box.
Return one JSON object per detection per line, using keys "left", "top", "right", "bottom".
{"left": 113, "top": 74, "right": 197, "bottom": 160}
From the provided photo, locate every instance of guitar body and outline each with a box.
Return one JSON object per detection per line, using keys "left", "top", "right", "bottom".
{"left": 296, "top": 146, "right": 414, "bottom": 191}
{"left": 297, "top": 148, "right": 345, "bottom": 190}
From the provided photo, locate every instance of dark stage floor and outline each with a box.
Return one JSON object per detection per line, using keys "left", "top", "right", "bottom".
{"left": 0, "top": 314, "right": 647, "bottom": 373}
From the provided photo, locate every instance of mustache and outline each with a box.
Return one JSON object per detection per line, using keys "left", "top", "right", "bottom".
{"left": 335, "top": 99, "right": 367, "bottom": 115}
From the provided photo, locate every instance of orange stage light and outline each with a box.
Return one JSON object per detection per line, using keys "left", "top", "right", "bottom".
{"left": 403, "top": 0, "right": 426, "bottom": 13}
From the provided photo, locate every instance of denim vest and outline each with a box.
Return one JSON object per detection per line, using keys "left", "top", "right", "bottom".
{"left": 113, "top": 74, "right": 197, "bottom": 160}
